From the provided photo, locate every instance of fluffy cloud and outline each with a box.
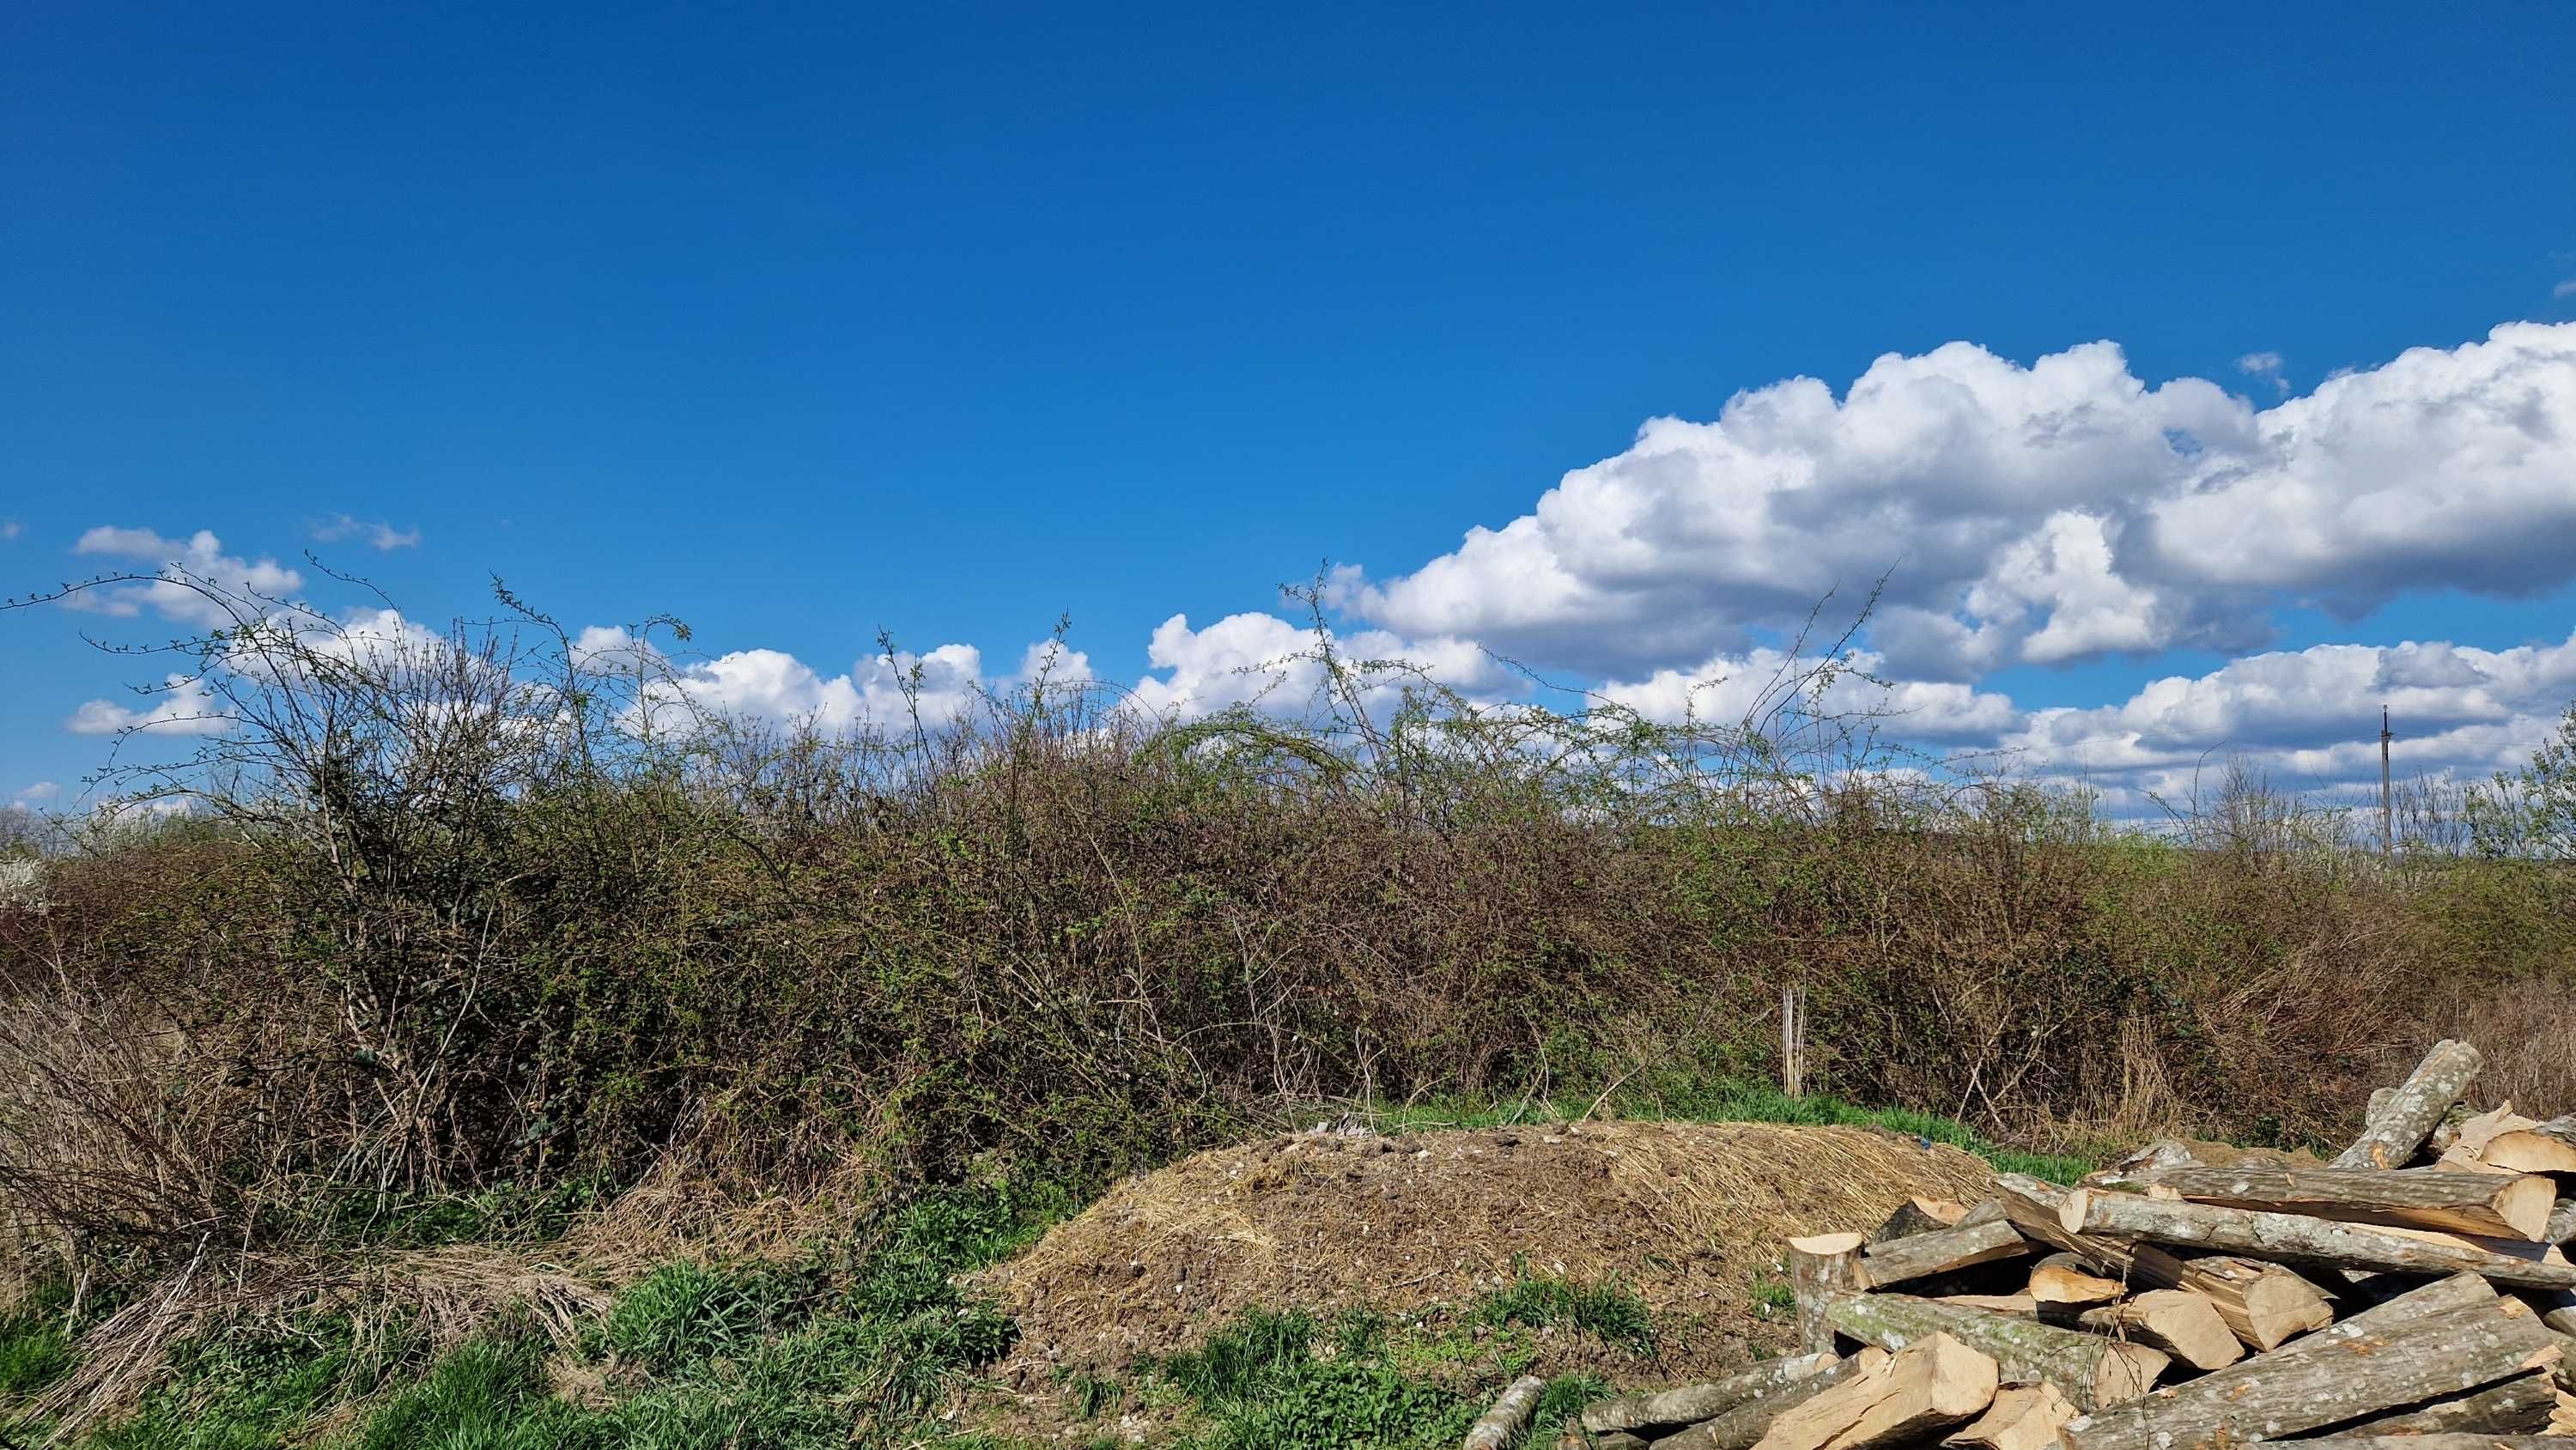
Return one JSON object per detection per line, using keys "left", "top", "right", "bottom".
{"left": 1123, "top": 611, "right": 1505, "bottom": 719}
{"left": 2000, "top": 629, "right": 2576, "bottom": 803}
{"left": 11, "top": 782, "right": 58, "bottom": 804}
{"left": 1, "top": 520, "right": 21, "bottom": 542}
{"left": 64, "top": 674, "right": 228, "bottom": 736}
{"left": 646, "top": 638, "right": 1094, "bottom": 734}
{"left": 311, "top": 513, "right": 422, "bottom": 550}
{"left": 1339, "top": 323, "right": 2576, "bottom": 684}
{"left": 64, "top": 527, "right": 304, "bottom": 628}
{"left": 1598, "top": 646, "right": 2020, "bottom": 741}
{"left": 2146, "top": 325, "right": 2576, "bottom": 605}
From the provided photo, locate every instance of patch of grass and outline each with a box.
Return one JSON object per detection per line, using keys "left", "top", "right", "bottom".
{"left": 339, "top": 1332, "right": 582, "bottom": 1450}
{"left": 83, "top": 1314, "right": 381, "bottom": 1450}
{"left": 1472, "top": 1263, "right": 1656, "bottom": 1356}
{"left": 600, "top": 1259, "right": 808, "bottom": 1371}
{"left": 69, "top": 1179, "right": 1070, "bottom": 1450}
{"left": 0, "top": 1280, "right": 76, "bottom": 1404}
{"left": 1532, "top": 1372, "right": 1609, "bottom": 1433}
{"left": 1059, "top": 1367, "right": 1124, "bottom": 1420}
{"left": 1151, "top": 1309, "right": 1475, "bottom": 1450}
{"left": 1749, "top": 1271, "right": 1797, "bottom": 1320}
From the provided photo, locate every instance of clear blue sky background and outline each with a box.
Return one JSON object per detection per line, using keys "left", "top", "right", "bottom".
{"left": 6, "top": 1, "right": 2575, "bottom": 805}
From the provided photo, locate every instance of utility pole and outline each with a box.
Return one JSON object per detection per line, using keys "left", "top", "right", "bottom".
{"left": 2380, "top": 706, "right": 2395, "bottom": 858}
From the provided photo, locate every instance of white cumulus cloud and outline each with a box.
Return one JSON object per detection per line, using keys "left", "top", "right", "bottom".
{"left": 64, "top": 674, "right": 228, "bottom": 737}
{"left": 1337, "top": 324, "right": 2576, "bottom": 685}
{"left": 64, "top": 527, "right": 305, "bottom": 628}
{"left": 1124, "top": 611, "right": 1504, "bottom": 719}
{"left": 2000, "top": 629, "right": 2576, "bottom": 800}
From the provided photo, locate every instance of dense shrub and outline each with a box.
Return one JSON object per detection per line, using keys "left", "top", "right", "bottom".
{"left": 0, "top": 574, "right": 2567, "bottom": 1264}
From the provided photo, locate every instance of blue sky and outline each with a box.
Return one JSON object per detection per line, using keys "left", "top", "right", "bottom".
{"left": 6, "top": 1, "right": 2576, "bottom": 813}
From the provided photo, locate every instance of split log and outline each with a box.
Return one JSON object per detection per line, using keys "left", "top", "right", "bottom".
{"left": 2336, "top": 1040, "right": 2482, "bottom": 1169}
{"left": 2333, "top": 1367, "right": 2558, "bottom": 1435}
{"left": 1789, "top": 1233, "right": 1869, "bottom": 1354}
{"left": 1942, "top": 1383, "right": 2075, "bottom": 1450}
{"left": 1658, "top": 1350, "right": 1886, "bottom": 1450}
{"left": 1861, "top": 1218, "right": 2029, "bottom": 1288}
{"left": 1750, "top": 1348, "right": 1896, "bottom": 1450}
{"left": 1579, "top": 1351, "right": 1838, "bottom": 1435}
{"left": 2486, "top": 1117, "right": 2576, "bottom": 1175}
{"left": 1821, "top": 1293, "right": 2169, "bottom": 1411}
{"left": 2059, "top": 1186, "right": 2576, "bottom": 1289}
{"left": 1826, "top": 1332, "right": 1999, "bottom": 1450}
{"left": 2092, "top": 1162, "right": 2559, "bottom": 1241}
{"left": 1462, "top": 1374, "right": 1546, "bottom": 1450}
{"left": 2457, "top": 1103, "right": 2541, "bottom": 1156}
{"left": 1871, "top": 1197, "right": 1968, "bottom": 1245}
{"left": 2026, "top": 1257, "right": 2123, "bottom": 1309}
{"left": 2549, "top": 1198, "right": 2576, "bottom": 1246}
{"left": 2063, "top": 1290, "right": 2243, "bottom": 1371}
{"left": 1992, "top": 1173, "right": 2333, "bottom": 1349}
{"left": 2059, "top": 1272, "right": 2556, "bottom": 1450}
{"left": 1591, "top": 1435, "right": 1648, "bottom": 1450}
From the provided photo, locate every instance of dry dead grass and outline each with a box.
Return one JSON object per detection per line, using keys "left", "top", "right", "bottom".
{"left": 976, "top": 1119, "right": 1996, "bottom": 1381}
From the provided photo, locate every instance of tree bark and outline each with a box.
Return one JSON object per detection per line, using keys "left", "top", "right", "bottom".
{"left": 1578, "top": 1351, "right": 1838, "bottom": 1435}
{"left": 1870, "top": 1197, "right": 1969, "bottom": 1246}
{"left": 1656, "top": 1350, "right": 1885, "bottom": 1450}
{"left": 1821, "top": 1293, "right": 2168, "bottom": 1411}
{"left": 2093, "top": 1162, "right": 2557, "bottom": 1241}
{"left": 2060, "top": 1273, "right": 2555, "bottom": 1450}
{"left": 1861, "top": 1218, "right": 2029, "bottom": 1288}
{"left": 2336, "top": 1039, "right": 2482, "bottom": 1169}
{"left": 1992, "top": 1173, "right": 2334, "bottom": 1349}
{"left": 1789, "top": 1233, "right": 1868, "bottom": 1355}
{"left": 2060, "top": 1187, "right": 2576, "bottom": 1289}
{"left": 1463, "top": 1374, "right": 1547, "bottom": 1450}
{"left": 2330, "top": 1368, "right": 2558, "bottom": 1435}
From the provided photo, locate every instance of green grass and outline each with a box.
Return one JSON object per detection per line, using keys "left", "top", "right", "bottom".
{"left": 338, "top": 1332, "right": 581, "bottom": 1450}
{"left": 1146, "top": 1307, "right": 1613, "bottom": 1450}
{"left": 0, "top": 1281, "right": 76, "bottom": 1404}
{"left": 80, "top": 1314, "right": 386, "bottom": 1450}
{"left": 1150, "top": 1309, "right": 1475, "bottom": 1450}
{"left": 1471, "top": 1264, "right": 1656, "bottom": 1356}
{"left": 1320, "top": 1077, "right": 2100, "bottom": 1184}
{"left": 58, "top": 1178, "right": 1072, "bottom": 1450}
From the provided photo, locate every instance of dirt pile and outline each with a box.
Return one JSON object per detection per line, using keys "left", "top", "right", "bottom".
{"left": 976, "top": 1119, "right": 1995, "bottom": 1377}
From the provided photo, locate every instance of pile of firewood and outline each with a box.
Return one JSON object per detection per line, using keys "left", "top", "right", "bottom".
{"left": 1544, "top": 1040, "right": 2576, "bottom": 1450}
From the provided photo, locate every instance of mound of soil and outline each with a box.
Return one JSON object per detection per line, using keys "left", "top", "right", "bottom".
{"left": 978, "top": 1119, "right": 1996, "bottom": 1381}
